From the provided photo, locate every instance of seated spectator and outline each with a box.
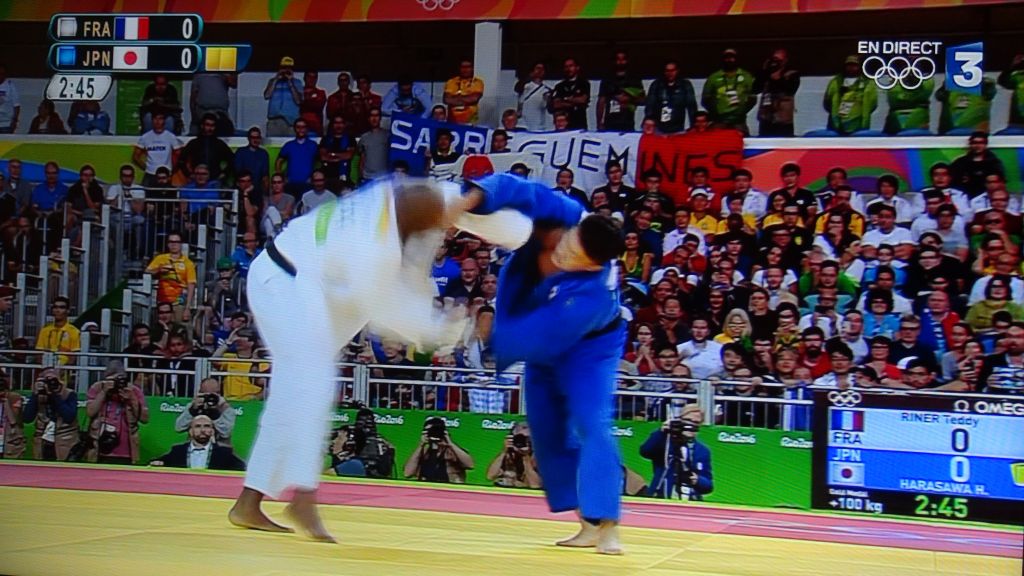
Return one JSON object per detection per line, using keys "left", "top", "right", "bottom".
{"left": 653, "top": 296, "right": 689, "bottom": 350}
{"left": 966, "top": 275, "right": 1024, "bottom": 330}
{"left": 265, "top": 172, "right": 295, "bottom": 224}
{"left": 624, "top": 322, "right": 657, "bottom": 375}
{"left": 799, "top": 289, "right": 843, "bottom": 338}
{"left": 0, "top": 370, "right": 26, "bottom": 458}
{"left": 443, "top": 258, "right": 482, "bottom": 301}
{"left": 640, "top": 403, "right": 713, "bottom": 500}
{"left": 945, "top": 339, "right": 987, "bottom": 391}
{"left": 174, "top": 378, "right": 236, "bottom": 446}
{"left": 621, "top": 230, "right": 653, "bottom": 285}
{"left": 154, "top": 330, "right": 201, "bottom": 396}
{"left": 917, "top": 290, "right": 961, "bottom": 358}
{"left": 151, "top": 415, "right": 245, "bottom": 470}
{"left": 85, "top": 361, "right": 148, "bottom": 464}
{"left": 426, "top": 128, "right": 460, "bottom": 171}
{"left": 122, "top": 322, "right": 161, "bottom": 390}
{"left": 28, "top": 99, "right": 67, "bottom": 134}
{"left": 214, "top": 327, "right": 268, "bottom": 401}
{"left": 298, "top": 170, "right": 335, "bottom": 215}
{"left": 968, "top": 255, "right": 1024, "bottom": 305}
{"left": 863, "top": 335, "right": 902, "bottom": 386}
{"left": 862, "top": 288, "right": 901, "bottom": 339}
{"left": 889, "top": 314, "right": 940, "bottom": 374}
{"left": 941, "top": 324, "right": 977, "bottom": 382}
{"left": 231, "top": 232, "right": 261, "bottom": 278}
{"left": 855, "top": 267, "right": 912, "bottom": 314}
{"left": 178, "top": 114, "right": 234, "bottom": 183}
{"left": 403, "top": 416, "right": 474, "bottom": 483}
{"left": 30, "top": 161, "right": 68, "bottom": 213}
{"left": 235, "top": 170, "right": 262, "bottom": 237}
{"left": 798, "top": 327, "right": 831, "bottom": 379}
{"left": 68, "top": 100, "right": 110, "bottom": 135}
{"left": 861, "top": 245, "right": 907, "bottom": 289}
{"left": 486, "top": 421, "right": 542, "bottom": 489}
{"left": 677, "top": 317, "right": 723, "bottom": 380}
{"left": 140, "top": 74, "right": 183, "bottom": 134}
{"left": 811, "top": 340, "right": 857, "bottom": 388}
{"left": 551, "top": 168, "right": 589, "bottom": 209}
{"left": 65, "top": 164, "right": 104, "bottom": 221}
{"left": 978, "top": 322, "right": 1024, "bottom": 393}
{"left": 714, "top": 309, "right": 752, "bottom": 349}
{"left": 22, "top": 367, "right": 78, "bottom": 460}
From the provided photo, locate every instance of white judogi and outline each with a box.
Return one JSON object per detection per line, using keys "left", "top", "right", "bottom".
{"left": 245, "top": 178, "right": 529, "bottom": 498}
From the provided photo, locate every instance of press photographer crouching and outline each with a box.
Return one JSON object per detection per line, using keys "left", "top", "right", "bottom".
{"left": 640, "top": 404, "right": 714, "bottom": 500}
{"left": 150, "top": 415, "right": 246, "bottom": 470}
{"left": 23, "top": 368, "right": 79, "bottom": 460}
{"left": 403, "top": 416, "right": 474, "bottom": 483}
{"left": 85, "top": 361, "right": 149, "bottom": 464}
{"left": 327, "top": 408, "right": 396, "bottom": 478}
{"left": 486, "top": 421, "right": 542, "bottom": 488}
{"left": 175, "top": 378, "right": 236, "bottom": 446}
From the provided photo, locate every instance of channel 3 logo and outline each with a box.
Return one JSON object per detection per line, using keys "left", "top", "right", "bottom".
{"left": 946, "top": 42, "right": 985, "bottom": 94}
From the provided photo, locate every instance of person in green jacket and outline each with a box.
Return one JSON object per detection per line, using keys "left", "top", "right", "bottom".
{"left": 702, "top": 48, "right": 757, "bottom": 135}
{"left": 823, "top": 55, "right": 877, "bottom": 135}
{"left": 997, "top": 53, "right": 1024, "bottom": 129}
{"left": 883, "top": 78, "right": 934, "bottom": 134}
{"left": 936, "top": 77, "right": 997, "bottom": 134}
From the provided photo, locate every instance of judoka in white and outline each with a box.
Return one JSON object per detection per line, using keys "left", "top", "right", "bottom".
{"left": 229, "top": 177, "right": 527, "bottom": 541}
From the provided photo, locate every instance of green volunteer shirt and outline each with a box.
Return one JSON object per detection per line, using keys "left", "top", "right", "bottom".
{"left": 702, "top": 68, "right": 756, "bottom": 126}
{"left": 936, "top": 78, "right": 997, "bottom": 134}
{"left": 823, "top": 76, "right": 877, "bottom": 135}
{"left": 997, "top": 68, "right": 1024, "bottom": 127}
{"left": 884, "top": 79, "right": 934, "bottom": 133}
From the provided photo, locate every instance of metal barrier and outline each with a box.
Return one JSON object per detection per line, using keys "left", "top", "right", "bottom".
{"left": 13, "top": 254, "right": 51, "bottom": 344}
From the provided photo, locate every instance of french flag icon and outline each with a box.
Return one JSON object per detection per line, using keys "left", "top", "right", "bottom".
{"left": 115, "top": 16, "right": 149, "bottom": 41}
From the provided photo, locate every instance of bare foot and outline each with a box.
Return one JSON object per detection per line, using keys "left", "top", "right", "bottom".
{"left": 556, "top": 519, "right": 599, "bottom": 548}
{"left": 595, "top": 521, "right": 624, "bottom": 555}
{"left": 285, "top": 489, "right": 336, "bottom": 543}
{"left": 228, "top": 488, "right": 293, "bottom": 533}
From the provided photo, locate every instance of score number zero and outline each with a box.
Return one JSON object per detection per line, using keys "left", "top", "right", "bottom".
{"left": 46, "top": 74, "right": 113, "bottom": 101}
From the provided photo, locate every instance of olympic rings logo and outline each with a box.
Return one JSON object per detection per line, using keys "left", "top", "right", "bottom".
{"left": 828, "top": 390, "right": 863, "bottom": 407}
{"left": 418, "top": 0, "right": 460, "bottom": 10}
{"left": 862, "top": 55, "right": 936, "bottom": 90}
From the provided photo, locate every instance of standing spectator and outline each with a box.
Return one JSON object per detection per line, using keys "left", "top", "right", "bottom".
{"left": 299, "top": 71, "right": 327, "bottom": 136}
{"left": 768, "top": 162, "right": 817, "bottom": 222}
{"left": 145, "top": 233, "right": 196, "bottom": 327}
{"left": 133, "top": 113, "right": 182, "bottom": 188}
{"left": 23, "top": 368, "right": 78, "bottom": 460}
{"left": 140, "top": 74, "right": 183, "bottom": 134}
{"left": 515, "top": 61, "right": 552, "bottom": 131}
{"left": 177, "top": 113, "right": 235, "bottom": 183}
{"left": 154, "top": 331, "right": 201, "bottom": 396}
{"left": 298, "top": 170, "right": 335, "bottom": 215}
{"left": 754, "top": 48, "right": 800, "bottom": 136}
{"left": 264, "top": 56, "right": 303, "bottom": 137}
{"left": 592, "top": 160, "right": 640, "bottom": 214}
{"left": 326, "top": 72, "right": 354, "bottom": 124}
{"left": 28, "top": 100, "right": 67, "bottom": 134}
{"left": 318, "top": 116, "right": 355, "bottom": 190}
{"left": 998, "top": 54, "right": 1024, "bottom": 131}
{"left": 275, "top": 119, "right": 319, "bottom": 199}
{"left": 552, "top": 168, "right": 589, "bottom": 209}
{"left": 444, "top": 59, "right": 485, "bottom": 125}
{"left": 597, "top": 51, "right": 645, "bottom": 132}
{"left": 645, "top": 60, "right": 697, "bottom": 134}
{"left": 864, "top": 175, "right": 914, "bottom": 226}
{"left": 382, "top": 76, "right": 432, "bottom": 119}
{"left": 190, "top": 72, "right": 236, "bottom": 137}
{"left": 234, "top": 127, "right": 270, "bottom": 193}
{"left": 35, "top": 296, "right": 80, "bottom": 365}
{"left": 29, "top": 161, "right": 68, "bottom": 213}
{"left": 85, "top": 361, "right": 148, "bottom": 464}
{"left": 67, "top": 100, "right": 111, "bottom": 135}
{"left": 823, "top": 56, "right": 877, "bottom": 135}
{"left": 950, "top": 132, "right": 1005, "bottom": 199}
{"left": 359, "top": 108, "right": 389, "bottom": 181}
{"left": 884, "top": 75, "right": 934, "bottom": 135}
{"left": 265, "top": 173, "right": 295, "bottom": 225}
{"left": 122, "top": 322, "right": 161, "bottom": 371}
{"left": 105, "top": 164, "right": 144, "bottom": 209}
{"left": 4, "top": 159, "right": 34, "bottom": 217}
{"left": 550, "top": 57, "right": 591, "bottom": 130}
{"left": 0, "top": 64, "right": 20, "bottom": 133}
{"left": 936, "top": 78, "right": 998, "bottom": 135}
{"left": 65, "top": 164, "right": 104, "bottom": 221}
{"left": 702, "top": 48, "right": 756, "bottom": 134}
{"left": 355, "top": 74, "right": 383, "bottom": 117}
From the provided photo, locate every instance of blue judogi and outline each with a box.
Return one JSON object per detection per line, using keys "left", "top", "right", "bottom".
{"left": 471, "top": 174, "right": 625, "bottom": 521}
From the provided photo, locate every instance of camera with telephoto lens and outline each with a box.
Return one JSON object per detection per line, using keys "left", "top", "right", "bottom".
{"left": 43, "top": 376, "right": 62, "bottom": 394}
{"left": 425, "top": 417, "right": 447, "bottom": 442}
{"left": 111, "top": 374, "right": 129, "bottom": 392}
{"left": 668, "top": 419, "right": 698, "bottom": 443}
{"left": 512, "top": 433, "right": 529, "bottom": 450}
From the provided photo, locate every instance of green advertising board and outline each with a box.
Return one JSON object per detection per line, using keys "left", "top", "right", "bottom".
{"left": 18, "top": 397, "right": 812, "bottom": 509}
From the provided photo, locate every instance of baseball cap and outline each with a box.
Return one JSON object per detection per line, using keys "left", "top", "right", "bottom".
{"left": 280, "top": 56, "right": 295, "bottom": 67}
{"left": 690, "top": 187, "right": 710, "bottom": 199}
{"left": 216, "top": 257, "right": 235, "bottom": 271}
{"left": 0, "top": 285, "right": 15, "bottom": 299}
{"left": 844, "top": 55, "right": 861, "bottom": 65}
{"left": 723, "top": 48, "right": 738, "bottom": 56}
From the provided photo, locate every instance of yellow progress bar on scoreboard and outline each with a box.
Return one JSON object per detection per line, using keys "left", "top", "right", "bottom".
{"left": 205, "top": 46, "right": 237, "bottom": 72}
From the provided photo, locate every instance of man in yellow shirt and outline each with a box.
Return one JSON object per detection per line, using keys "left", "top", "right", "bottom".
{"left": 145, "top": 232, "right": 196, "bottom": 326}
{"left": 214, "top": 328, "right": 268, "bottom": 400}
{"left": 444, "top": 60, "right": 484, "bottom": 125}
{"left": 690, "top": 189, "right": 719, "bottom": 239}
{"left": 35, "top": 296, "right": 80, "bottom": 365}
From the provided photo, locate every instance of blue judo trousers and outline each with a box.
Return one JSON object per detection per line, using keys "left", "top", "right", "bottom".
{"left": 470, "top": 174, "right": 625, "bottom": 521}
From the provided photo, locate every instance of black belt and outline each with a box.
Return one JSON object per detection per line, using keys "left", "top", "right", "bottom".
{"left": 583, "top": 317, "right": 624, "bottom": 340}
{"left": 265, "top": 239, "right": 297, "bottom": 277}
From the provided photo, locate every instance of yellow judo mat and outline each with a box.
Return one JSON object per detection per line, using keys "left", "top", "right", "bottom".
{"left": 0, "top": 486, "right": 1019, "bottom": 576}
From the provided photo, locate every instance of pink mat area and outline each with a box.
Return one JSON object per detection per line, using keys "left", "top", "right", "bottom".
{"left": 1, "top": 463, "right": 1020, "bottom": 558}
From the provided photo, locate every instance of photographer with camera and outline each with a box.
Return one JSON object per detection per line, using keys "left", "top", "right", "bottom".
{"left": 486, "top": 421, "right": 542, "bottom": 489}
{"left": 327, "top": 408, "right": 397, "bottom": 478}
{"left": 640, "top": 404, "right": 713, "bottom": 500}
{"left": 151, "top": 415, "right": 245, "bottom": 470}
{"left": 403, "top": 416, "right": 474, "bottom": 484}
{"left": 85, "top": 360, "right": 149, "bottom": 464}
{"left": 175, "top": 378, "right": 236, "bottom": 446}
{"left": 0, "top": 369, "right": 27, "bottom": 458}
{"left": 22, "top": 368, "right": 78, "bottom": 460}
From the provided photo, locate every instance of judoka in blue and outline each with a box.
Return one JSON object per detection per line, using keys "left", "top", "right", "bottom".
{"left": 466, "top": 174, "right": 626, "bottom": 549}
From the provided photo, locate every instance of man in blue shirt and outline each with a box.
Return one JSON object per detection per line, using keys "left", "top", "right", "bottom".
{"left": 382, "top": 76, "right": 433, "bottom": 118}
{"left": 275, "top": 119, "right": 319, "bottom": 200}
{"left": 234, "top": 126, "right": 270, "bottom": 193}
{"left": 30, "top": 161, "right": 68, "bottom": 212}
{"left": 263, "top": 56, "right": 303, "bottom": 137}
{"left": 466, "top": 173, "right": 627, "bottom": 554}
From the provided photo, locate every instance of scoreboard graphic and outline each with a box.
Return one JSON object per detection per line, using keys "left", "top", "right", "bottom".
{"left": 44, "top": 13, "right": 251, "bottom": 100}
{"left": 812, "top": 390, "right": 1024, "bottom": 525}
